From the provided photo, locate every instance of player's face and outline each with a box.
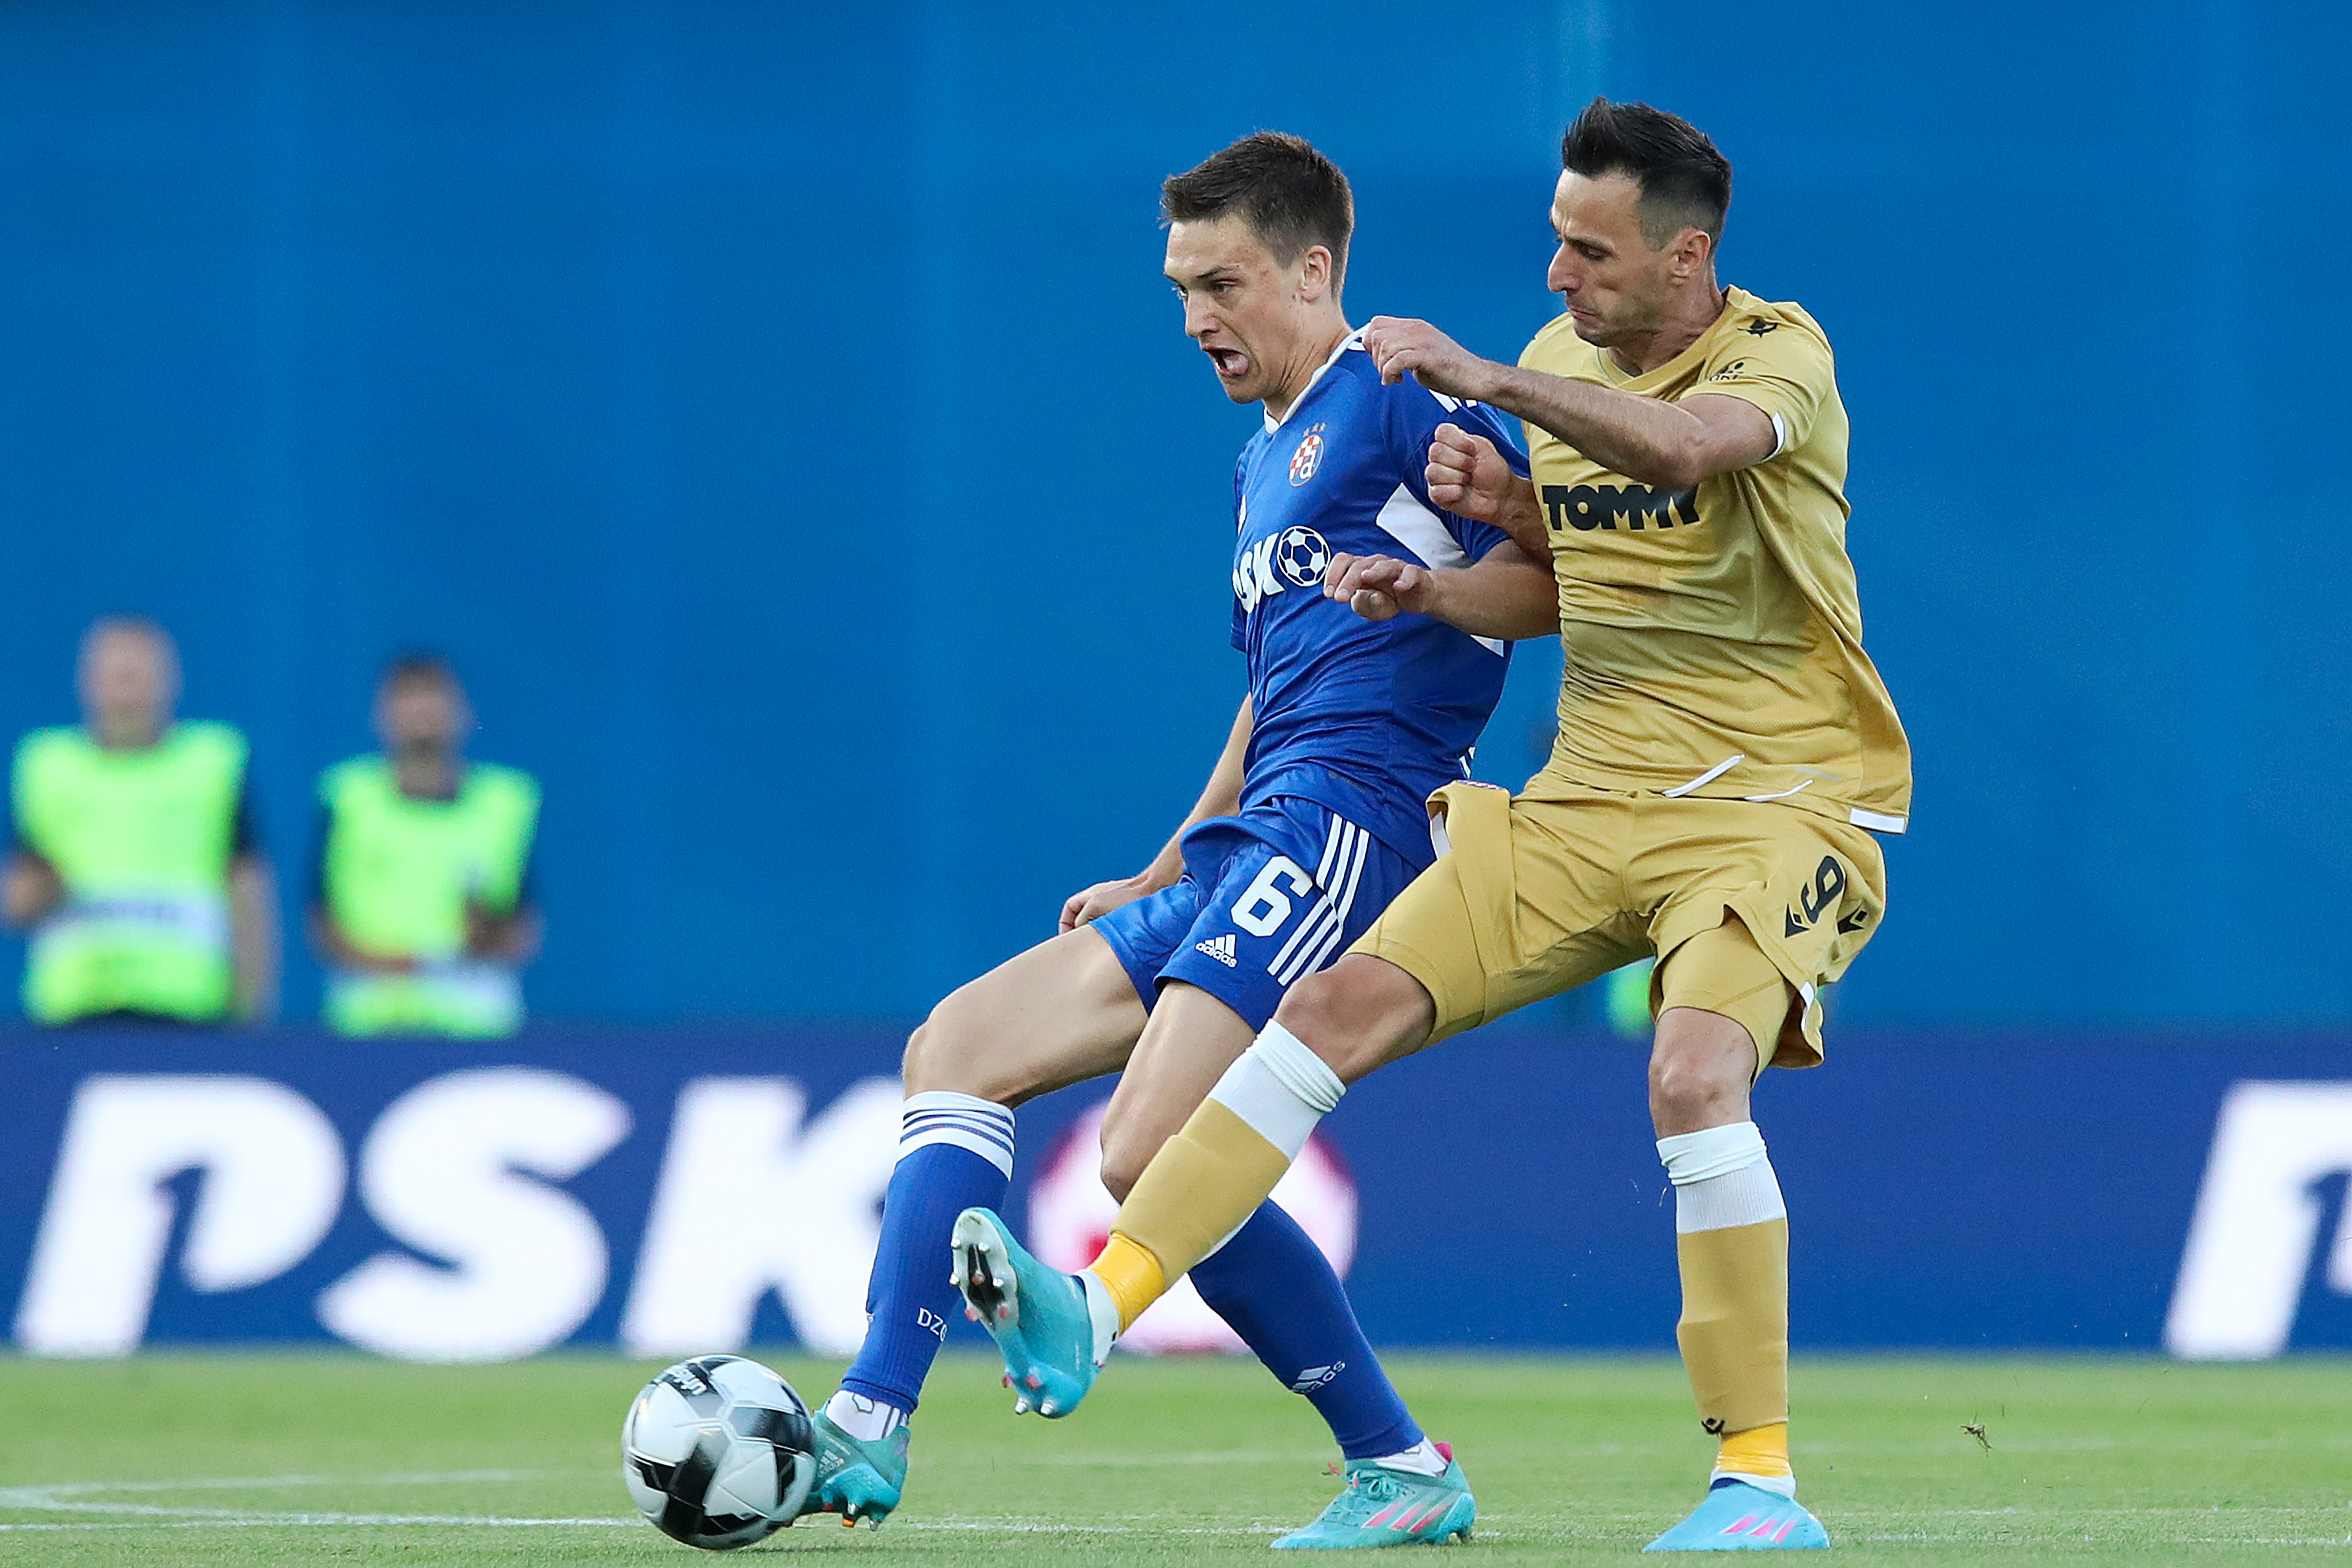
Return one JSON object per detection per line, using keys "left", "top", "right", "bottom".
{"left": 377, "top": 677, "right": 470, "bottom": 756}
{"left": 1164, "top": 216, "right": 1328, "bottom": 408}
{"left": 77, "top": 626, "right": 176, "bottom": 744}
{"left": 1545, "top": 170, "right": 1678, "bottom": 347}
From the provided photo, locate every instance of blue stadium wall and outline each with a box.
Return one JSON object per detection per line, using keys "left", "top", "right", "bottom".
{"left": 0, "top": 0, "right": 2347, "bottom": 1029}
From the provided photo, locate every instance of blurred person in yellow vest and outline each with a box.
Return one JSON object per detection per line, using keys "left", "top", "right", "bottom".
{"left": 2, "top": 616, "right": 279, "bottom": 1025}
{"left": 309, "top": 654, "right": 541, "bottom": 1037}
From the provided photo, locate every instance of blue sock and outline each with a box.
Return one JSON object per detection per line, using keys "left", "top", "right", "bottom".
{"left": 1190, "top": 1201, "right": 1423, "bottom": 1460}
{"left": 837, "top": 1092, "right": 1015, "bottom": 1417}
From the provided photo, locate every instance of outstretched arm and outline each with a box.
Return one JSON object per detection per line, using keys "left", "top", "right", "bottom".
{"left": 1362, "top": 315, "right": 1776, "bottom": 491}
{"left": 1061, "top": 696, "right": 1251, "bottom": 932}
{"left": 1323, "top": 540, "right": 1558, "bottom": 641}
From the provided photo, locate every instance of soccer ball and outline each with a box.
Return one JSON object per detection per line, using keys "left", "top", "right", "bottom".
{"left": 622, "top": 1355, "right": 817, "bottom": 1550}
{"left": 1274, "top": 525, "right": 1331, "bottom": 588}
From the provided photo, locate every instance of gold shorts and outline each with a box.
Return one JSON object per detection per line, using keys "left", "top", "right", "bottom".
{"left": 1351, "top": 771, "right": 1889, "bottom": 1068}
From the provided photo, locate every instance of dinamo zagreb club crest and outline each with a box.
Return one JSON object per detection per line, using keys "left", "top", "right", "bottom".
{"left": 1288, "top": 423, "right": 1326, "bottom": 486}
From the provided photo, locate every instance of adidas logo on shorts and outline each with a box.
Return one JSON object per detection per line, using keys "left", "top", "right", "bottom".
{"left": 1195, "top": 933, "right": 1238, "bottom": 968}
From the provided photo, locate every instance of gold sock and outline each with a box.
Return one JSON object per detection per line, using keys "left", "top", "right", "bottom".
{"left": 1094, "top": 1099, "right": 1293, "bottom": 1327}
{"left": 1675, "top": 1216, "right": 1790, "bottom": 1439}
{"left": 1090, "top": 1232, "right": 1165, "bottom": 1333}
{"left": 1714, "top": 1421, "right": 1792, "bottom": 1479}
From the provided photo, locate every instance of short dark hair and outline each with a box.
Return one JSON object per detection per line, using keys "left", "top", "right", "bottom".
{"left": 1162, "top": 132, "right": 1353, "bottom": 286}
{"left": 1560, "top": 98, "right": 1732, "bottom": 249}
{"left": 83, "top": 614, "right": 172, "bottom": 651}
{"left": 380, "top": 650, "right": 459, "bottom": 694}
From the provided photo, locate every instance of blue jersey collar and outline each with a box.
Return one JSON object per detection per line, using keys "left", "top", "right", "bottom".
{"left": 1262, "top": 327, "right": 1364, "bottom": 433}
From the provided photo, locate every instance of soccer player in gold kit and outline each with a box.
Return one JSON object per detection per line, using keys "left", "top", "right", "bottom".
{"left": 956, "top": 98, "right": 1910, "bottom": 1552}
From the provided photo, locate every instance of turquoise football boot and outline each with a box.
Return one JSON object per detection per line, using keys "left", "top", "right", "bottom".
{"left": 950, "top": 1208, "right": 1111, "bottom": 1419}
{"left": 801, "top": 1410, "right": 910, "bottom": 1528}
{"left": 1643, "top": 1479, "right": 1829, "bottom": 1552}
{"left": 1273, "top": 1447, "right": 1475, "bottom": 1549}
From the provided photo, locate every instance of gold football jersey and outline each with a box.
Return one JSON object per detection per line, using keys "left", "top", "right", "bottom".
{"left": 1518, "top": 286, "right": 1912, "bottom": 833}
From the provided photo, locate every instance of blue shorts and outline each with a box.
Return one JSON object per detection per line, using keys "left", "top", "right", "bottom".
{"left": 1091, "top": 797, "right": 1426, "bottom": 1031}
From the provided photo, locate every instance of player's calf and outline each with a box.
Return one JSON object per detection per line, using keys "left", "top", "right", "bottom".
{"left": 1094, "top": 981, "right": 1260, "bottom": 1202}
{"left": 1083, "top": 987, "right": 1416, "bottom": 1338}
{"left": 1096, "top": 1128, "right": 1152, "bottom": 1204}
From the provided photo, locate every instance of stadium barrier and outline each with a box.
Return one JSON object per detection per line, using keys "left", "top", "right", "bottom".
{"left": 1, "top": 1025, "right": 2347, "bottom": 1361}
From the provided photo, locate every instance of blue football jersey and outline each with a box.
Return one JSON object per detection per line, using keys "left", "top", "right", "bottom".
{"left": 1230, "top": 330, "right": 1529, "bottom": 858}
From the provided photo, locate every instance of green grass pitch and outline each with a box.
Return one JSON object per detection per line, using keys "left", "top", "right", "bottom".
{"left": 1, "top": 1352, "right": 2347, "bottom": 1564}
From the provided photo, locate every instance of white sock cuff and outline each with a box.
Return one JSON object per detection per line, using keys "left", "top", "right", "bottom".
{"left": 1372, "top": 1438, "right": 1450, "bottom": 1476}
{"left": 1674, "top": 1159, "right": 1787, "bottom": 1233}
{"left": 900, "top": 1091, "right": 1017, "bottom": 1178}
{"left": 1205, "top": 1025, "right": 1342, "bottom": 1160}
{"left": 1250, "top": 1022, "right": 1346, "bottom": 1114}
{"left": 1713, "top": 1469, "right": 1797, "bottom": 1499}
{"left": 1657, "top": 1121, "right": 1767, "bottom": 1186}
{"left": 823, "top": 1389, "right": 907, "bottom": 1440}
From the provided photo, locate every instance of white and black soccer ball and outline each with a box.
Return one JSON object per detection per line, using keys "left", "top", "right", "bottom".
{"left": 622, "top": 1355, "right": 817, "bottom": 1550}
{"left": 1274, "top": 525, "right": 1332, "bottom": 589}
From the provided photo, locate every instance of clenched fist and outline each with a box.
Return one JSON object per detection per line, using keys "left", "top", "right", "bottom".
{"left": 1426, "top": 423, "right": 1510, "bottom": 519}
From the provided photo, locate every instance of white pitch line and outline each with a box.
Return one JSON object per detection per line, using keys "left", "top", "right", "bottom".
{"left": 1028, "top": 1449, "right": 1316, "bottom": 1468}
{"left": 0, "top": 1471, "right": 1358, "bottom": 1537}
{"left": 0, "top": 1470, "right": 552, "bottom": 1502}
{"left": 0, "top": 1518, "right": 636, "bottom": 1532}
{"left": 0, "top": 1513, "right": 1322, "bottom": 1539}
{"left": 0, "top": 1470, "right": 636, "bottom": 1530}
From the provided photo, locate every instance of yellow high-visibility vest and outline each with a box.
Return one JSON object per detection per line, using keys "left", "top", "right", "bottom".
{"left": 318, "top": 755, "right": 539, "bottom": 1038}
{"left": 13, "top": 722, "right": 248, "bottom": 1024}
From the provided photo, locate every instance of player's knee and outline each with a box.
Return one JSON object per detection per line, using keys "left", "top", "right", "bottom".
{"left": 1647, "top": 1013, "right": 1755, "bottom": 1128}
{"left": 901, "top": 992, "right": 1022, "bottom": 1103}
{"left": 1097, "top": 1134, "right": 1145, "bottom": 1205}
{"left": 898, "top": 1016, "right": 956, "bottom": 1094}
{"left": 1272, "top": 955, "right": 1431, "bottom": 1084}
{"left": 1095, "top": 1086, "right": 1176, "bottom": 1203}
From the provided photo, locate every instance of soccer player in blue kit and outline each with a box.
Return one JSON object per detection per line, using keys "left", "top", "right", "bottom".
{"left": 804, "top": 132, "right": 1552, "bottom": 1548}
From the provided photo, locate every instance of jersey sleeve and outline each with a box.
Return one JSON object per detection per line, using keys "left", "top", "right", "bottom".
{"left": 1386, "top": 377, "right": 1531, "bottom": 565}
{"left": 1684, "top": 317, "right": 1835, "bottom": 460}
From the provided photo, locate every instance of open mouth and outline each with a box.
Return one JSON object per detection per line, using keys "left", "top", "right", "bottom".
{"left": 1204, "top": 346, "right": 1252, "bottom": 381}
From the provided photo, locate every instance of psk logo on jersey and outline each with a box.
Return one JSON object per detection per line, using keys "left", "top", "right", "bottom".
{"left": 1288, "top": 423, "right": 1327, "bottom": 486}
{"left": 1194, "top": 933, "right": 1238, "bottom": 968}
{"left": 1236, "top": 526, "right": 1335, "bottom": 613}
{"left": 1273, "top": 526, "right": 1331, "bottom": 589}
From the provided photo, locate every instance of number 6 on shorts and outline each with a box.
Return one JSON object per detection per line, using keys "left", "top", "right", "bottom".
{"left": 1230, "top": 855, "right": 1314, "bottom": 937}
